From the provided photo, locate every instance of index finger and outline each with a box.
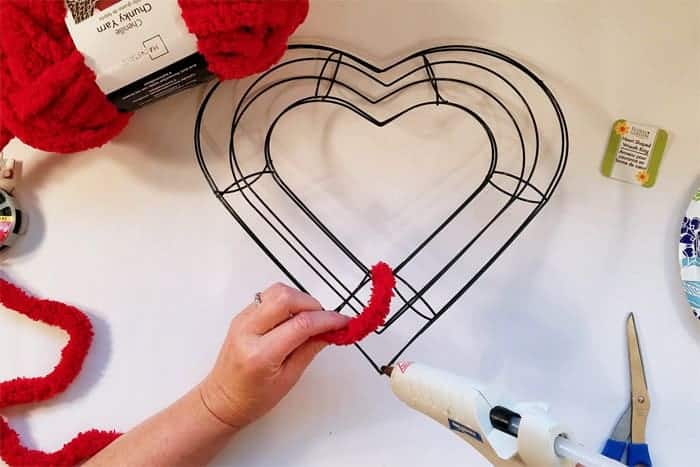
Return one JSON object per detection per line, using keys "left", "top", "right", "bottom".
{"left": 261, "top": 310, "right": 350, "bottom": 363}
{"left": 250, "top": 283, "right": 322, "bottom": 334}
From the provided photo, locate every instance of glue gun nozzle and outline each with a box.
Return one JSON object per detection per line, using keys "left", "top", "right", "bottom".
{"left": 381, "top": 365, "right": 393, "bottom": 377}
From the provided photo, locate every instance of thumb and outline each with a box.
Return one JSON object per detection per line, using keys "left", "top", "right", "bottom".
{"left": 282, "top": 339, "right": 328, "bottom": 383}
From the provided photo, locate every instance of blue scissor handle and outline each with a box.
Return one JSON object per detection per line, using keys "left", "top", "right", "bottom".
{"left": 627, "top": 443, "right": 652, "bottom": 466}
{"left": 602, "top": 439, "right": 626, "bottom": 461}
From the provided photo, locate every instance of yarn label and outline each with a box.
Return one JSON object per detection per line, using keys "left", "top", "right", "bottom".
{"left": 64, "top": 0, "right": 213, "bottom": 111}
{"left": 601, "top": 119, "right": 668, "bottom": 188}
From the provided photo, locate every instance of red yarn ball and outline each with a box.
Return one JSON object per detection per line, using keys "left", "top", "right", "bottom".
{"left": 179, "top": 0, "right": 309, "bottom": 80}
{"left": 0, "top": 0, "right": 308, "bottom": 154}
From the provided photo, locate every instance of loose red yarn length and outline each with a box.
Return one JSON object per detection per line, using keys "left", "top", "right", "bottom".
{"left": 0, "top": 278, "right": 120, "bottom": 466}
{"left": 0, "top": 263, "right": 394, "bottom": 464}
{"left": 318, "top": 262, "right": 396, "bottom": 345}
{"left": 0, "top": 0, "right": 308, "bottom": 154}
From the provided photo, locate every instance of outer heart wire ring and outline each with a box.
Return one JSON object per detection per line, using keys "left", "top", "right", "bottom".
{"left": 194, "top": 44, "right": 569, "bottom": 373}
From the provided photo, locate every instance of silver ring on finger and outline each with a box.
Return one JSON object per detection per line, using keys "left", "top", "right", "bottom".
{"left": 254, "top": 292, "right": 262, "bottom": 306}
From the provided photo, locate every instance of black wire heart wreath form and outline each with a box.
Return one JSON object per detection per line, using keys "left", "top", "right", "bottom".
{"left": 195, "top": 44, "right": 569, "bottom": 373}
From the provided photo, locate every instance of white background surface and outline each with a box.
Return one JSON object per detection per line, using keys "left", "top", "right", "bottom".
{"left": 1, "top": 1, "right": 699, "bottom": 466}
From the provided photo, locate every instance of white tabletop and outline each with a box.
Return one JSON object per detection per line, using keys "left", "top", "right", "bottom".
{"left": 2, "top": 1, "right": 699, "bottom": 466}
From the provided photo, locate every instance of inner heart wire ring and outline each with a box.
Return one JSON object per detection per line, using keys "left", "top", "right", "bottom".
{"left": 194, "top": 44, "right": 569, "bottom": 373}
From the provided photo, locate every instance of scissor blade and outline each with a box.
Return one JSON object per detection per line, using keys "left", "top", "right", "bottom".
{"left": 609, "top": 403, "right": 632, "bottom": 442}
{"left": 627, "top": 313, "right": 650, "bottom": 444}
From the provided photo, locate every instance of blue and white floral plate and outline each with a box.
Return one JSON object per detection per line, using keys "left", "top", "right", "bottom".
{"left": 680, "top": 187, "right": 700, "bottom": 320}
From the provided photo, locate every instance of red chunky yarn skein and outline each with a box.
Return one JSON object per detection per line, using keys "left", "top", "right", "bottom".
{"left": 0, "top": 1, "right": 129, "bottom": 154}
{"left": 0, "top": 0, "right": 309, "bottom": 154}
{"left": 179, "top": 0, "right": 308, "bottom": 80}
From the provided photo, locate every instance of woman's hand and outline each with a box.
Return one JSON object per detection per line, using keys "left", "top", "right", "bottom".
{"left": 84, "top": 283, "right": 347, "bottom": 467}
{"left": 199, "top": 283, "right": 350, "bottom": 430}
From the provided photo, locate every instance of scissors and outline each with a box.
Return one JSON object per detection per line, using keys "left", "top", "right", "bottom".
{"left": 601, "top": 313, "right": 652, "bottom": 466}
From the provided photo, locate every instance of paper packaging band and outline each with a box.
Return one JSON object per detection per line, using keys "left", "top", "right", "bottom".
{"left": 64, "top": 0, "right": 214, "bottom": 111}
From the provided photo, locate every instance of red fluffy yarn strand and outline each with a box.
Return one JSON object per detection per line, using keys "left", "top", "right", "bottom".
{"left": 0, "top": 0, "right": 308, "bottom": 154}
{"left": 0, "top": 278, "right": 120, "bottom": 466}
{"left": 318, "top": 262, "right": 396, "bottom": 345}
{"left": 0, "top": 279, "right": 93, "bottom": 407}
{"left": 0, "top": 423, "right": 120, "bottom": 467}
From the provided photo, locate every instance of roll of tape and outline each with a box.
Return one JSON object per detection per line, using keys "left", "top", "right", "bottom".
{"left": 0, "top": 189, "right": 24, "bottom": 252}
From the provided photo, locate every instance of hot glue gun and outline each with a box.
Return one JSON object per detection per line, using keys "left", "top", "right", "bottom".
{"left": 383, "top": 362, "right": 623, "bottom": 467}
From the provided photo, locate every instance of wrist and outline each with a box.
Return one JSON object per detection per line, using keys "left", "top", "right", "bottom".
{"left": 198, "top": 376, "right": 249, "bottom": 432}
{"left": 196, "top": 381, "right": 241, "bottom": 435}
